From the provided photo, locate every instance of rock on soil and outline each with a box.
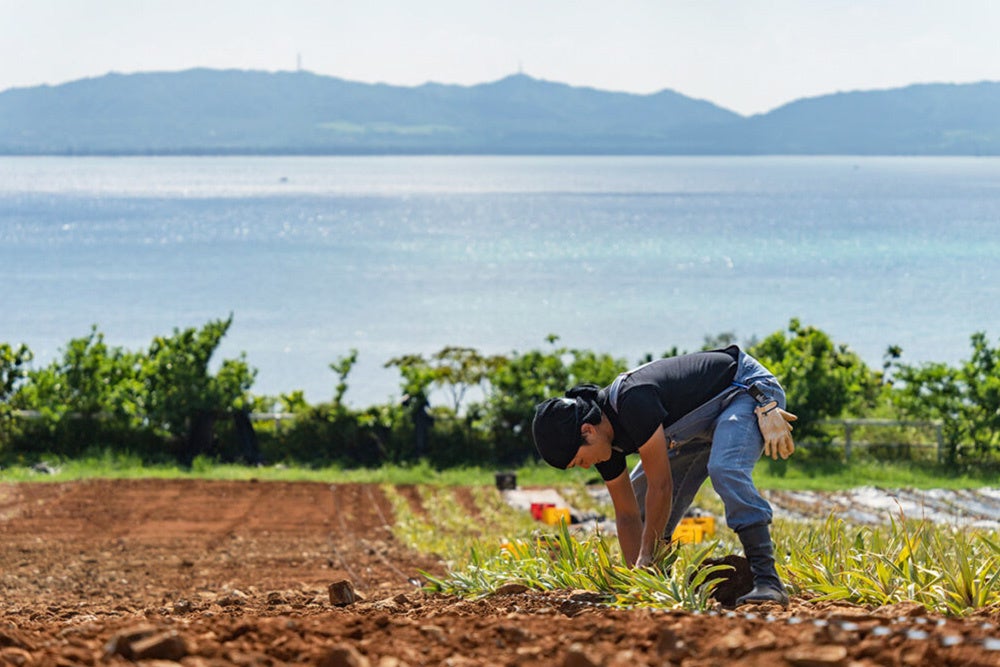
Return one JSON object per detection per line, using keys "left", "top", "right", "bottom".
{"left": 329, "top": 579, "right": 359, "bottom": 606}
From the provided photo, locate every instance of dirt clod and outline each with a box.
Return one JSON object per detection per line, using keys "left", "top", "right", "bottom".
{"left": 0, "top": 647, "right": 33, "bottom": 665}
{"left": 562, "top": 643, "right": 599, "bottom": 667}
{"left": 317, "top": 644, "right": 371, "bottom": 667}
{"left": 105, "top": 625, "right": 160, "bottom": 658}
{"left": 329, "top": 580, "right": 359, "bottom": 606}
{"left": 784, "top": 644, "right": 849, "bottom": 666}
{"left": 694, "top": 554, "right": 754, "bottom": 606}
{"left": 130, "top": 630, "right": 189, "bottom": 661}
{"left": 494, "top": 582, "right": 530, "bottom": 595}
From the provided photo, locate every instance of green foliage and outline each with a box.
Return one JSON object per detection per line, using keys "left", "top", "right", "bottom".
{"left": 277, "top": 390, "right": 309, "bottom": 414}
{"left": 483, "top": 347, "right": 570, "bottom": 464}
{"left": 16, "top": 328, "right": 129, "bottom": 418}
{"left": 256, "top": 349, "right": 386, "bottom": 467}
{"left": 142, "top": 315, "right": 255, "bottom": 438}
{"left": 0, "top": 459, "right": 534, "bottom": 484}
{"left": 395, "top": 481, "right": 1000, "bottom": 616}
{"left": 329, "top": 349, "right": 358, "bottom": 409}
{"left": 0, "top": 342, "right": 33, "bottom": 451}
{"left": 0, "top": 345, "right": 28, "bottom": 390}
{"left": 11, "top": 328, "right": 148, "bottom": 457}
{"left": 0, "top": 342, "right": 33, "bottom": 403}
{"left": 379, "top": 337, "right": 626, "bottom": 467}
{"left": 416, "top": 502, "right": 735, "bottom": 613}
{"left": 889, "top": 332, "right": 1000, "bottom": 465}
{"left": 8, "top": 457, "right": 1000, "bottom": 491}
{"left": 6, "top": 317, "right": 1000, "bottom": 472}
{"left": 2, "top": 317, "right": 255, "bottom": 464}
{"left": 781, "top": 514, "right": 1000, "bottom": 615}
{"left": 750, "top": 318, "right": 885, "bottom": 438}
{"left": 261, "top": 402, "right": 380, "bottom": 468}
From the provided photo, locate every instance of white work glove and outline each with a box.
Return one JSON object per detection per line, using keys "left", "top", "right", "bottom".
{"left": 755, "top": 402, "right": 798, "bottom": 460}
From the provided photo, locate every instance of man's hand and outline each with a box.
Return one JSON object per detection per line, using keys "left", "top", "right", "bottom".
{"left": 755, "top": 402, "right": 797, "bottom": 460}
{"left": 634, "top": 539, "right": 674, "bottom": 571}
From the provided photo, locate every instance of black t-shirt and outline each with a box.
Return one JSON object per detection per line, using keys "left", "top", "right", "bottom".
{"left": 596, "top": 346, "right": 739, "bottom": 481}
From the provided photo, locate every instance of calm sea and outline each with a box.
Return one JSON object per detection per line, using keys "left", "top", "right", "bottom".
{"left": 2, "top": 156, "right": 998, "bottom": 407}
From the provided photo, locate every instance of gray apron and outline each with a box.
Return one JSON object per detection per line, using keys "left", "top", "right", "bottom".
{"left": 608, "top": 373, "right": 745, "bottom": 452}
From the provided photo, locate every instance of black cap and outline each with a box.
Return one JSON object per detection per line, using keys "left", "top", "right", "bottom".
{"left": 532, "top": 394, "right": 602, "bottom": 469}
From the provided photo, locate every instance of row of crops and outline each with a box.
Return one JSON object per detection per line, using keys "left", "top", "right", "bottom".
{"left": 382, "top": 483, "right": 1000, "bottom": 615}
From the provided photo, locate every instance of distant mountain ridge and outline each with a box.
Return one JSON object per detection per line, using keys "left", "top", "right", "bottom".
{"left": 1, "top": 69, "right": 998, "bottom": 155}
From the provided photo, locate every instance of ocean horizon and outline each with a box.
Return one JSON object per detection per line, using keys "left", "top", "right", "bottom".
{"left": 2, "top": 155, "right": 998, "bottom": 408}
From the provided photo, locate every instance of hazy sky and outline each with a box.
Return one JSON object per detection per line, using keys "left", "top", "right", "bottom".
{"left": 2, "top": 0, "right": 998, "bottom": 115}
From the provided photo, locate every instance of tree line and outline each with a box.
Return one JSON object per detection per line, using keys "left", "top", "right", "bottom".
{"left": 1, "top": 316, "right": 998, "bottom": 470}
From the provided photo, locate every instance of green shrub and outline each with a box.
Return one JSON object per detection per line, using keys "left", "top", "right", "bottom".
{"left": 5, "top": 319, "right": 1000, "bottom": 472}
{"left": 750, "top": 318, "right": 885, "bottom": 438}
{"left": 890, "top": 332, "right": 1000, "bottom": 466}
{"left": 4, "top": 317, "right": 255, "bottom": 464}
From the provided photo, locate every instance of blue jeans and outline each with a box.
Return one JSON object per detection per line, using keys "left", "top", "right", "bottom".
{"left": 629, "top": 350, "right": 786, "bottom": 536}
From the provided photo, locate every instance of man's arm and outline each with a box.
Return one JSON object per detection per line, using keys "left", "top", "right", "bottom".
{"left": 634, "top": 427, "right": 672, "bottom": 567}
{"left": 605, "top": 471, "right": 642, "bottom": 566}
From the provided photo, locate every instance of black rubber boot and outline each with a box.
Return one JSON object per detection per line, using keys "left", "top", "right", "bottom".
{"left": 735, "top": 523, "right": 789, "bottom": 607}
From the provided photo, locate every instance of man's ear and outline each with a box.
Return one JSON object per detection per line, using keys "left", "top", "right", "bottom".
{"left": 580, "top": 423, "right": 596, "bottom": 441}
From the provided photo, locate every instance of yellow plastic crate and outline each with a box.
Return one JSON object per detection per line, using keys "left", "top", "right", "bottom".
{"left": 671, "top": 516, "right": 716, "bottom": 544}
{"left": 540, "top": 506, "right": 571, "bottom": 526}
{"left": 688, "top": 516, "right": 716, "bottom": 537}
{"left": 671, "top": 523, "right": 704, "bottom": 544}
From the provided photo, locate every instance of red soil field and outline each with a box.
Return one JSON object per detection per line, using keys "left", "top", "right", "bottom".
{"left": 1, "top": 479, "right": 999, "bottom": 666}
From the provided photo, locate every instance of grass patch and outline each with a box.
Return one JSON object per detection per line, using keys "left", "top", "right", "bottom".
{"left": 754, "top": 457, "right": 999, "bottom": 491}
{"left": 2, "top": 451, "right": 998, "bottom": 491}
